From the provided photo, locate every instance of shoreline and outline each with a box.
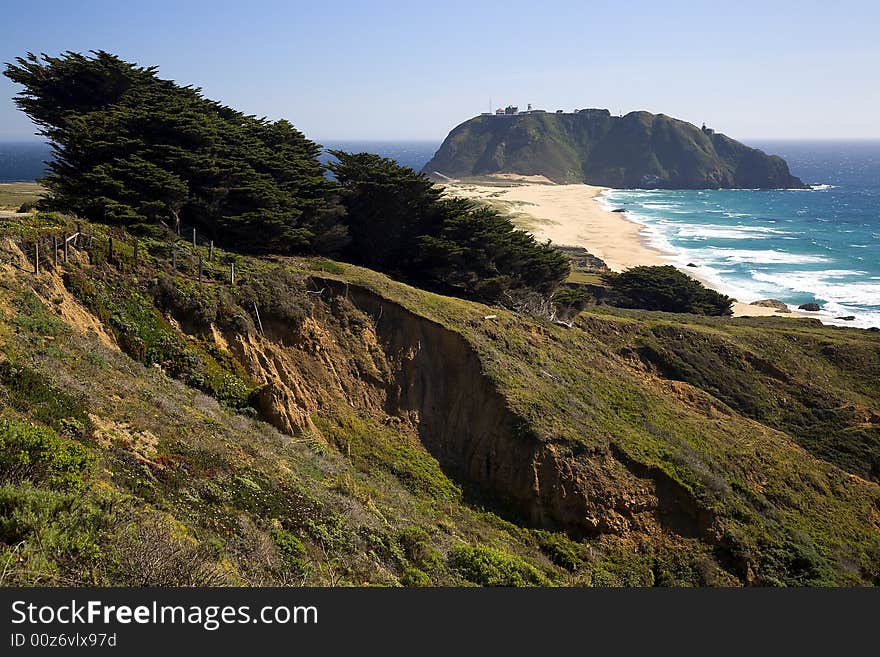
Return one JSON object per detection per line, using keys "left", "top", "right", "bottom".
{"left": 439, "top": 177, "right": 808, "bottom": 320}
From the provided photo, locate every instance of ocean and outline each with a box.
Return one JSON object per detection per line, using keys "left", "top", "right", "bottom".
{"left": 318, "top": 140, "right": 439, "bottom": 172}
{"left": 600, "top": 141, "right": 880, "bottom": 328}
{"left": 0, "top": 141, "right": 52, "bottom": 182}
{"left": 5, "top": 138, "right": 878, "bottom": 328}
{"left": 0, "top": 140, "right": 438, "bottom": 182}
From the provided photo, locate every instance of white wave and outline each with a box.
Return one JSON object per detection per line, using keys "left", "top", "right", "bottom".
{"left": 600, "top": 189, "right": 880, "bottom": 328}
{"left": 699, "top": 248, "right": 831, "bottom": 265}
{"left": 671, "top": 224, "right": 792, "bottom": 240}
{"left": 813, "top": 269, "right": 867, "bottom": 277}
{"left": 750, "top": 270, "right": 880, "bottom": 307}
{"left": 809, "top": 184, "right": 836, "bottom": 190}
{"left": 642, "top": 202, "right": 679, "bottom": 210}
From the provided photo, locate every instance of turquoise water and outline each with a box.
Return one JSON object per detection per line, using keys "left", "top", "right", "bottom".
{"left": 601, "top": 141, "right": 880, "bottom": 328}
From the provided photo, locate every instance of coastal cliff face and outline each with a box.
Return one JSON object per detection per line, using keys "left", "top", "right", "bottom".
{"left": 2, "top": 223, "right": 878, "bottom": 586}
{"left": 423, "top": 110, "right": 806, "bottom": 189}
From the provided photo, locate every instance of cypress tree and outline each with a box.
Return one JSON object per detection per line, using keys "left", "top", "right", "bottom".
{"left": 4, "top": 51, "right": 345, "bottom": 252}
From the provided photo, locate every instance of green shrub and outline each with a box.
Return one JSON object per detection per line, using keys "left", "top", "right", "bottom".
{"left": 0, "top": 362, "right": 93, "bottom": 436}
{"left": 10, "top": 290, "right": 69, "bottom": 336}
{"left": 552, "top": 286, "right": 593, "bottom": 315}
{"left": 448, "top": 544, "right": 550, "bottom": 587}
{"left": 271, "top": 528, "right": 305, "bottom": 558}
{"left": 534, "top": 530, "right": 584, "bottom": 570}
{"left": 0, "top": 482, "right": 111, "bottom": 585}
{"left": 0, "top": 419, "right": 93, "bottom": 490}
{"left": 398, "top": 526, "right": 444, "bottom": 571}
{"left": 400, "top": 567, "right": 432, "bottom": 587}
{"left": 603, "top": 265, "right": 733, "bottom": 315}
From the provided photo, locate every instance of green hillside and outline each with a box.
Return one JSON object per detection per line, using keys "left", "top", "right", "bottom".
{"left": 1, "top": 214, "right": 877, "bottom": 587}
{"left": 2, "top": 51, "right": 875, "bottom": 588}
{"left": 423, "top": 110, "right": 805, "bottom": 189}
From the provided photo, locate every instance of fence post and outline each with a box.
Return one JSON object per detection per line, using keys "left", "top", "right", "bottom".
{"left": 230, "top": 262, "right": 235, "bottom": 285}
{"left": 34, "top": 241, "right": 39, "bottom": 275}
{"left": 75, "top": 222, "right": 82, "bottom": 247}
{"left": 253, "top": 301, "right": 264, "bottom": 334}
{"left": 63, "top": 233, "right": 69, "bottom": 263}
{"left": 209, "top": 240, "right": 214, "bottom": 262}
{"left": 192, "top": 227, "right": 197, "bottom": 248}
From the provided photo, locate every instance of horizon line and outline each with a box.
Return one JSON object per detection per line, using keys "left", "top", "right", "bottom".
{"left": 5, "top": 136, "right": 880, "bottom": 145}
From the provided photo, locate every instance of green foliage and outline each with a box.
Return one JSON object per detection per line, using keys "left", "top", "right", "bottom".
{"left": 0, "top": 482, "right": 112, "bottom": 585}
{"left": 552, "top": 285, "right": 593, "bottom": 319}
{"left": 4, "top": 51, "right": 346, "bottom": 253}
{"left": 0, "top": 419, "right": 93, "bottom": 490}
{"left": 400, "top": 567, "right": 432, "bottom": 587}
{"left": 269, "top": 528, "right": 308, "bottom": 578}
{"left": 4, "top": 215, "right": 880, "bottom": 587}
{"left": 533, "top": 530, "right": 584, "bottom": 570}
{"left": 271, "top": 528, "right": 305, "bottom": 560}
{"left": 315, "top": 414, "right": 460, "bottom": 502}
{"left": 632, "top": 324, "right": 880, "bottom": 482}
{"left": 448, "top": 544, "right": 551, "bottom": 586}
{"left": 230, "top": 267, "right": 312, "bottom": 329}
{"left": 399, "top": 526, "right": 444, "bottom": 571}
{"left": 603, "top": 266, "right": 733, "bottom": 315}
{"left": 63, "top": 269, "right": 255, "bottom": 411}
{"left": 423, "top": 111, "right": 804, "bottom": 189}
{"left": 586, "top": 551, "right": 657, "bottom": 587}
{"left": 0, "top": 361, "right": 93, "bottom": 437}
{"left": 9, "top": 290, "right": 69, "bottom": 336}
{"left": 329, "top": 151, "right": 569, "bottom": 302}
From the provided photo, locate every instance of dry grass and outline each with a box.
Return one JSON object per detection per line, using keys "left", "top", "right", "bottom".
{"left": 0, "top": 182, "right": 44, "bottom": 210}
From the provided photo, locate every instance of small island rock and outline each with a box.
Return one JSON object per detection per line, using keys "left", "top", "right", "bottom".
{"left": 751, "top": 299, "right": 791, "bottom": 313}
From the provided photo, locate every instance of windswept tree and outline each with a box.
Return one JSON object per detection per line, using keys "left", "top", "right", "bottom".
{"left": 4, "top": 51, "right": 346, "bottom": 252}
{"left": 603, "top": 265, "right": 733, "bottom": 315}
{"left": 329, "top": 151, "right": 569, "bottom": 303}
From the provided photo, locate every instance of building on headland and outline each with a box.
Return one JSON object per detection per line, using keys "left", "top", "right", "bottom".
{"left": 484, "top": 105, "right": 610, "bottom": 117}
{"left": 701, "top": 123, "right": 715, "bottom": 136}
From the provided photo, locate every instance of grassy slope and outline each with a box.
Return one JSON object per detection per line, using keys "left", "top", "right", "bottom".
{"left": 0, "top": 182, "right": 43, "bottom": 211}
{"left": 1, "top": 214, "right": 878, "bottom": 586}
{"left": 321, "top": 265, "right": 880, "bottom": 585}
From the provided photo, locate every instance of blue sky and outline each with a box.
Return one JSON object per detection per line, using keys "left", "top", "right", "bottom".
{"left": 1, "top": 0, "right": 878, "bottom": 141}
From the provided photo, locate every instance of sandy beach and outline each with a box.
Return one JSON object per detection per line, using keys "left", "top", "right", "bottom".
{"left": 441, "top": 177, "right": 790, "bottom": 318}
